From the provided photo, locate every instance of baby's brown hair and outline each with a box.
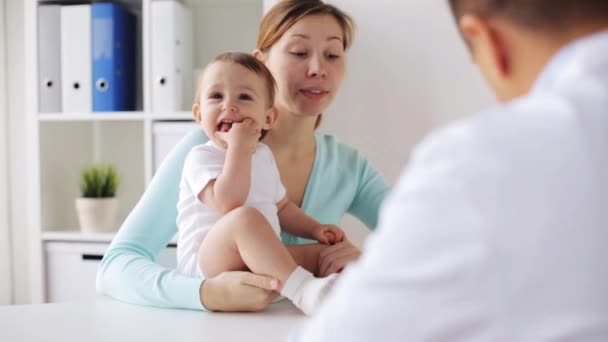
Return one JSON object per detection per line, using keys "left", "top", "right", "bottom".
{"left": 194, "top": 52, "right": 277, "bottom": 109}
{"left": 194, "top": 52, "right": 277, "bottom": 140}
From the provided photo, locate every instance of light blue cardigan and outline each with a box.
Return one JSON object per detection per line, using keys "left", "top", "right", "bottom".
{"left": 97, "top": 129, "right": 389, "bottom": 310}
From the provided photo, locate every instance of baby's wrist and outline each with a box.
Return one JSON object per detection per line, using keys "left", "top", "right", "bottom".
{"left": 311, "top": 224, "right": 323, "bottom": 234}
{"left": 227, "top": 142, "right": 254, "bottom": 155}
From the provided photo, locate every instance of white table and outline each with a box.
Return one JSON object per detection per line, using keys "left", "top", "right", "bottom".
{"left": 0, "top": 297, "right": 306, "bottom": 342}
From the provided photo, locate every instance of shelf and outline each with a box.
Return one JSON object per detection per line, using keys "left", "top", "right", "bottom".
{"left": 42, "top": 231, "right": 117, "bottom": 243}
{"left": 184, "top": 0, "right": 261, "bottom": 6}
{"left": 150, "top": 112, "right": 195, "bottom": 121}
{"left": 38, "top": 112, "right": 196, "bottom": 122}
{"left": 39, "top": 112, "right": 147, "bottom": 122}
{"left": 28, "top": 0, "right": 262, "bottom": 303}
{"left": 42, "top": 230, "right": 178, "bottom": 245}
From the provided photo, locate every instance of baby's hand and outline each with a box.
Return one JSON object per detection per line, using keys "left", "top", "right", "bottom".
{"left": 312, "top": 224, "right": 345, "bottom": 245}
{"left": 215, "top": 118, "right": 260, "bottom": 153}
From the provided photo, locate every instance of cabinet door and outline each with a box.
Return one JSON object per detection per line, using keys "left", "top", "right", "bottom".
{"left": 44, "top": 241, "right": 177, "bottom": 302}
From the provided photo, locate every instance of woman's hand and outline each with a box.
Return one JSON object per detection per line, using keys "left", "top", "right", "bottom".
{"left": 312, "top": 224, "right": 345, "bottom": 245}
{"left": 317, "top": 238, "right": 361, "bottom": 277}
{"left": 200, "top": 271, "right": 279, "bottom": 312}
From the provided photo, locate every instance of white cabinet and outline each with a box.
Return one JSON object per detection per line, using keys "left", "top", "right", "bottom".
{"left": 45, "top": 242, "right": 107, "bottom": 302}
{"left": 25, "top": 0, "right": 265, "bottom": 303}
{"left": 44, "top": 240, "right": 177, "bottom": 302}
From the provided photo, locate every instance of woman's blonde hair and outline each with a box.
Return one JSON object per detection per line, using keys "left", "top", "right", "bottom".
{"left": 257, "top": 0, "right": 355, "bottom": 129}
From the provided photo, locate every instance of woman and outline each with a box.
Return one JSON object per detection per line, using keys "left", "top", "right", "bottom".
{"left": 97, "top": 0, "right": 389, "bottom": 312}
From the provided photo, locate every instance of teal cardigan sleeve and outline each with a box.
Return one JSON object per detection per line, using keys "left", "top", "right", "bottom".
{"left": 348, "top": 155, "right": 390, "bottom": 229}
{"left": 96, "top": 129, "right": 209, "bottom": 310}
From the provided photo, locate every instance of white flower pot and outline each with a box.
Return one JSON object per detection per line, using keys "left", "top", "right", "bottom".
{"left": 75, "top": 197, "right": 119, "bottom": 233}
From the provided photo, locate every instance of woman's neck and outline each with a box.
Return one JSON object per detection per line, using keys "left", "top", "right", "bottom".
{"left": 264, "top": 109, "right": 318, "bottom": 157}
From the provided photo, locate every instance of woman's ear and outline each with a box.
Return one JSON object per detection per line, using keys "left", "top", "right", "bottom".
{"left": 263, "top": 106, "right": 279, "bottom": 129}
{"left": 192, "top": 103, "right": 202, "bottom": 123}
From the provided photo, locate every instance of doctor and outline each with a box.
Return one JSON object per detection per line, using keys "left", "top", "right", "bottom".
{"left": 290, "top": 0, "right": 608, "bottom": 341}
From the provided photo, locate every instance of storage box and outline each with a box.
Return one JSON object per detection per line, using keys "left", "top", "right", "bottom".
{"left": 152, "top": 121, "right": 199, "bottom": 172}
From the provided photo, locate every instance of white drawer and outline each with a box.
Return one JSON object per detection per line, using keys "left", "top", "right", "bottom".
{"left": 44, "top": 241, "right": 177, "bottom": 303}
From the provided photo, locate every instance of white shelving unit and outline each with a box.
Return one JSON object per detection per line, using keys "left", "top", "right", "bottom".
{"left": 25, "top": 0, "right": 265, "bottom": 303}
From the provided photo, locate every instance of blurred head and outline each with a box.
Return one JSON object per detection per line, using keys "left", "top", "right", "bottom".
{"left": 192, "top": 52, "right": 278, "bottom": 146}
{"left": 253, "top": 0, "right": 355, "bottom": 129}
{"left": 448, "top": 0, "right": 608, "bottom": 101}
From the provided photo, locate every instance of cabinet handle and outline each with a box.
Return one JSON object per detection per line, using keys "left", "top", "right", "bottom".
{"left": 82, "top": 254, "right": 104, "bottom": 261}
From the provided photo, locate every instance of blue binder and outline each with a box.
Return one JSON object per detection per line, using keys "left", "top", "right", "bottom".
{"left": 92, "top": 3, "right": 136, "bottom": 112}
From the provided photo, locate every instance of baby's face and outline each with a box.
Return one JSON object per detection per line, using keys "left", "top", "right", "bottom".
{"left": 195, "top": 61, "right": 272, "bottom": 144}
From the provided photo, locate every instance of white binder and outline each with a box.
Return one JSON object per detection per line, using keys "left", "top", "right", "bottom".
{"left": 60, "top": 5, "right": 92, "bottom": 113}
{"left": 150, "top": 1, "right": 193, "bottom": 113}
{"left": 38, "top": 5, "right": 62, "bottom": 113}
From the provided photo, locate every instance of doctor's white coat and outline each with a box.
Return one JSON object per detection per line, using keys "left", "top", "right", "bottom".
{"left": 290, "top": 31, "right": 608, "bottom": 341}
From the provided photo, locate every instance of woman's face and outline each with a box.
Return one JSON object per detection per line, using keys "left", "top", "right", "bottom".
{"left": 261, "top": 15, "right": 346, "bottom": 118}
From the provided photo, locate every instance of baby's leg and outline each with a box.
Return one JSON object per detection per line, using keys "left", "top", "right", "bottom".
{"left": 199, "top": 207, "right": 338, "bottom": 315}
{"left": 198, "top": 206, "right": 298, "bottom": 282}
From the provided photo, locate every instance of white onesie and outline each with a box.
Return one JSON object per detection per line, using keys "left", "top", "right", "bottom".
{"left": 176, "top": 140, "right": 286, "bottom": 277}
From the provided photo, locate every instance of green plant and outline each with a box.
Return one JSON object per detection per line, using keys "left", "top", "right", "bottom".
{"left": 79, "top": 164, "right": 120, "bottom": 198}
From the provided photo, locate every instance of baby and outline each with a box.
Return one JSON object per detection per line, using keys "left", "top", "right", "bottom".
{"left": 176, "top": 52, "right": 345, "bottom": 315}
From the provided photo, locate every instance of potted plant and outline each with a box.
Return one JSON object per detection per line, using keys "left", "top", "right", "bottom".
{"left": 75, "top": 164, "right": 120, "bottom": 233}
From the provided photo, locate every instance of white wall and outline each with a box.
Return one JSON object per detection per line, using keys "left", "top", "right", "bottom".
{"left": 320, "top": 1, "right": 496, "bottom": 243}
{"left": 6, "top": 0, "right": 30, "bottom": 304}
{"left": 325, "top": 0, "right": 494, "bottom": 182}
{"left": 0, "top": 0, "right": 14, "bottom": 305}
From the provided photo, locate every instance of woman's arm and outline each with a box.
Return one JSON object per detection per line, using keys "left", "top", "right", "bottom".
{"left": 348, "top": 155, "right": 391, "bottom": 229}
{"left": 314, "top": 147, "right": 391, "bottom": 276}
{"left": 96, "top": 130, "right": 207, "bottom": 309}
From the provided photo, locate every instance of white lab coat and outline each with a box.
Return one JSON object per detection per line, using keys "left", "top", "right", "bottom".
{"left": 289, "top": 30, "right": 608, "bottom": 341}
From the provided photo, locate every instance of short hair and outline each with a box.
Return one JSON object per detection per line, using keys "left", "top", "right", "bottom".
{"left": 448, "top": 0, "right": 608, "bottom": 31}
{"left": 195, "top": 52, "right": 277, "bottom": 108}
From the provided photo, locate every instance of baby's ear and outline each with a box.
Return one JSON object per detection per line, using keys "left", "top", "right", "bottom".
{"left": 263, "top": 106, "right": 279, "bottom": 129}
{"left": 192, "top": 103, "right": 202, "bottom": 123}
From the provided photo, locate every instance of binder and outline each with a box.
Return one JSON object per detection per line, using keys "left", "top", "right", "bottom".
{"left": 60, "top": 5, "right": 92, "bottom": 112}
{"left": 38, "top": 5, "right": 62, "bottom": 113}
{"left": 150, "top": 1, "right": 193, "bottom": 112}
{"left": 91, "top": 3, "right": 136, "bottom": 112}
